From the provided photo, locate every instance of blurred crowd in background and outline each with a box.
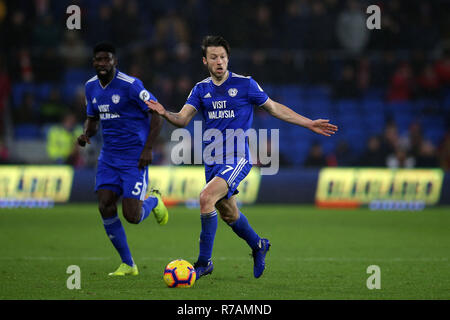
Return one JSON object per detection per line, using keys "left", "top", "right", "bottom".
{"left": 0, "top": 0, "right": 450, "bottom": 170}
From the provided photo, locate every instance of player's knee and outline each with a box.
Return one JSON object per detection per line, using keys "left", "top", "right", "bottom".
{"left": 122, "top": 208, "right": 141, "bottom": 224}
{"left": 199, "top": 189, "right": 215, "bottom": 210}
{"left": 123, "top": 212, "right": 140, "bottom": 224}
{"left": 121, "top": 199, "right": 142, "bottom": 224}
{"left": 98, "top": 201, "right": 116, "bottom": 218}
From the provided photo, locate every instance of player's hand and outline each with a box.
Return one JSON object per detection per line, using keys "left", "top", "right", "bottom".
{"left": 145, "top": 100, "right": 166, "bottom": 116}
{"left": 138, "top": 147, "right": 153, "bottom": 169}
{"left": 77, "top": 134, "right": 91, "bottom": 147}
{"left": 309, "top": 119, "right": 338, "bottom": 137}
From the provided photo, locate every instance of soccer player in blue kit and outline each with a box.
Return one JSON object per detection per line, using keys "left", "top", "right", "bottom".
{"left": 77, "top": 42, "right": 169, "bottom": 276}
{"left": 146, "top": 36, "right": 338, "bottom": 279}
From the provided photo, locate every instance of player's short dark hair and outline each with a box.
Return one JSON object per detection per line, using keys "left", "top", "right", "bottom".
{"left": 201, "top": 35, "right": 230, "bottom": 58}
{"left": 93, "top": 41, "right": 116, "bottom": 56}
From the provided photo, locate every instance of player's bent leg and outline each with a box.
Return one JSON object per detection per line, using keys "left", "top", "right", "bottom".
{"left": 217, "top": 196, "right": 271, "bottom": 279}
{"left": 120, "top": 165, "right": 161, "bottom": 224}
{"left": 199, "top": 176, "right": 229, "bottom": 214}
{"left": 98, "top": 189, "right": 119, "bottom": 219}
{"left": 97, "top": 189, "right": 136, "bottom": 272}
{"left": 122, "top": 197, "right": 143, "bottom": 224}
{"left": 215, "top": 195, "right": 239, "bottom": 224}
{"left": 122, "top": 192, "right": 168, "bottom": 225}
{"left": 194, "top": 177, "right": 229, "bottom": 279}
{"left": 148, "top": 189, "right": 169, "bottom": 225}
{"left": 217, "top": 196, "right": 260, "bottom": 249}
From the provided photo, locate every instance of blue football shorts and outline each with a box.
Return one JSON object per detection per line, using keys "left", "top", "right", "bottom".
{"left": 95, "top": 155, "right": 148, "bottom": 200}
{"left": 205, "top": 158, "right": 252, "bottom": 199}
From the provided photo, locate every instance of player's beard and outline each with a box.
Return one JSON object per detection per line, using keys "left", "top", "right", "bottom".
{"left": 208, "top": 64, "right": 227, "bottom": 81}
{"left": 96, "top": 68, "right": 115, "bottom": 84}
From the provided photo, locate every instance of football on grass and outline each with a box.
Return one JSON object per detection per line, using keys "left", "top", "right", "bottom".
{"left": 163, "top": 259, "right": 196, "bottom": 288}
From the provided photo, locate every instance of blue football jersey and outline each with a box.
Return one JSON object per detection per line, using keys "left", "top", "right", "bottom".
{"left": 85, "top": 70, "right": 157, "bottom": 161}
{"left": 185, "top": 71, "right": 269, "bottom": 164}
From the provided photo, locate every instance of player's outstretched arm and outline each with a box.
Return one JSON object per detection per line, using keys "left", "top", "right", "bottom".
{"left": 261, "top": 98, "right": 338, "bottom": 137}
{"left": 77, "top": 116, "right": 99, "bottom": 146}
{"left": 145, "top": 100, "right": 197, "bottom": 128}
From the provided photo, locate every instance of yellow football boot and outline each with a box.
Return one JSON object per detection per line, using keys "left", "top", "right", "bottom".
{"left": 108, "top": 263, "right": 139, "bottom": 276}
{"left": 150, "top": 189, "right": 169, "bottom": 225}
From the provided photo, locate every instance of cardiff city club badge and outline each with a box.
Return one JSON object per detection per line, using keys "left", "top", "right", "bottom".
{"left": 111, "top": 94, "right": 120, "bottom": 104}
{"left": 228, "top": 88, "right": 238, "bottom": 97}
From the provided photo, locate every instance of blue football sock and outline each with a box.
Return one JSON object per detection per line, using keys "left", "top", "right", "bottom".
{"left": 228, "top": 212, "right": 261, "bottom": 250}
{"left": 102, "top": 215, "right": 134, "bottom": 266}
{"left": 139, "top": 195, "right": 158, "bottom": 223}
{"left": 197, "top": 210, "right": 218, "bottom": 265}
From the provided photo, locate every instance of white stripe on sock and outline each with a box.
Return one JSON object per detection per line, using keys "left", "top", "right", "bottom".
{"left": 103, "top": 216, "right": 119, "bottom": 225}
{"left": 201, "top": 210, "right": 217, "bottom": 218}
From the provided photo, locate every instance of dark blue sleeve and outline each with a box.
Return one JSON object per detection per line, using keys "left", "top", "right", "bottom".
{"left": 85, "top": 85, "right": 98, "bottom": 118}
{"left": 248, "top": 78, "right": 269, "bottom": 107}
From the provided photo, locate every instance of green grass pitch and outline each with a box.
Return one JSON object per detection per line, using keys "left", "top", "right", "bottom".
{"left": 0, "top": 204, "right": 449, "bottom": 300}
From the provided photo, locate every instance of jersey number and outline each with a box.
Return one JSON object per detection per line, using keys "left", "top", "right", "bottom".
{"left": 221, "top": 165, "right": 234, "bottom": 175}
{"left": 132, "top": 182, "right": 143, "bottom": 196}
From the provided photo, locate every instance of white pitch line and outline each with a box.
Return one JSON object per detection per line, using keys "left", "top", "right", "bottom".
{"left": 0, "top": 256, "right": 448, "bottom": 262}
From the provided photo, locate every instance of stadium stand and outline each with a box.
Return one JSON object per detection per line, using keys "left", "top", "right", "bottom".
{"left": 1, "top": 0, "right": 449, "bottom": 169}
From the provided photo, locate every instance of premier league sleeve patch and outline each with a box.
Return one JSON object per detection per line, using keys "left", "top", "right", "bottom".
{"left": 139, "top": 89, "right": 151, "bottom": 102}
